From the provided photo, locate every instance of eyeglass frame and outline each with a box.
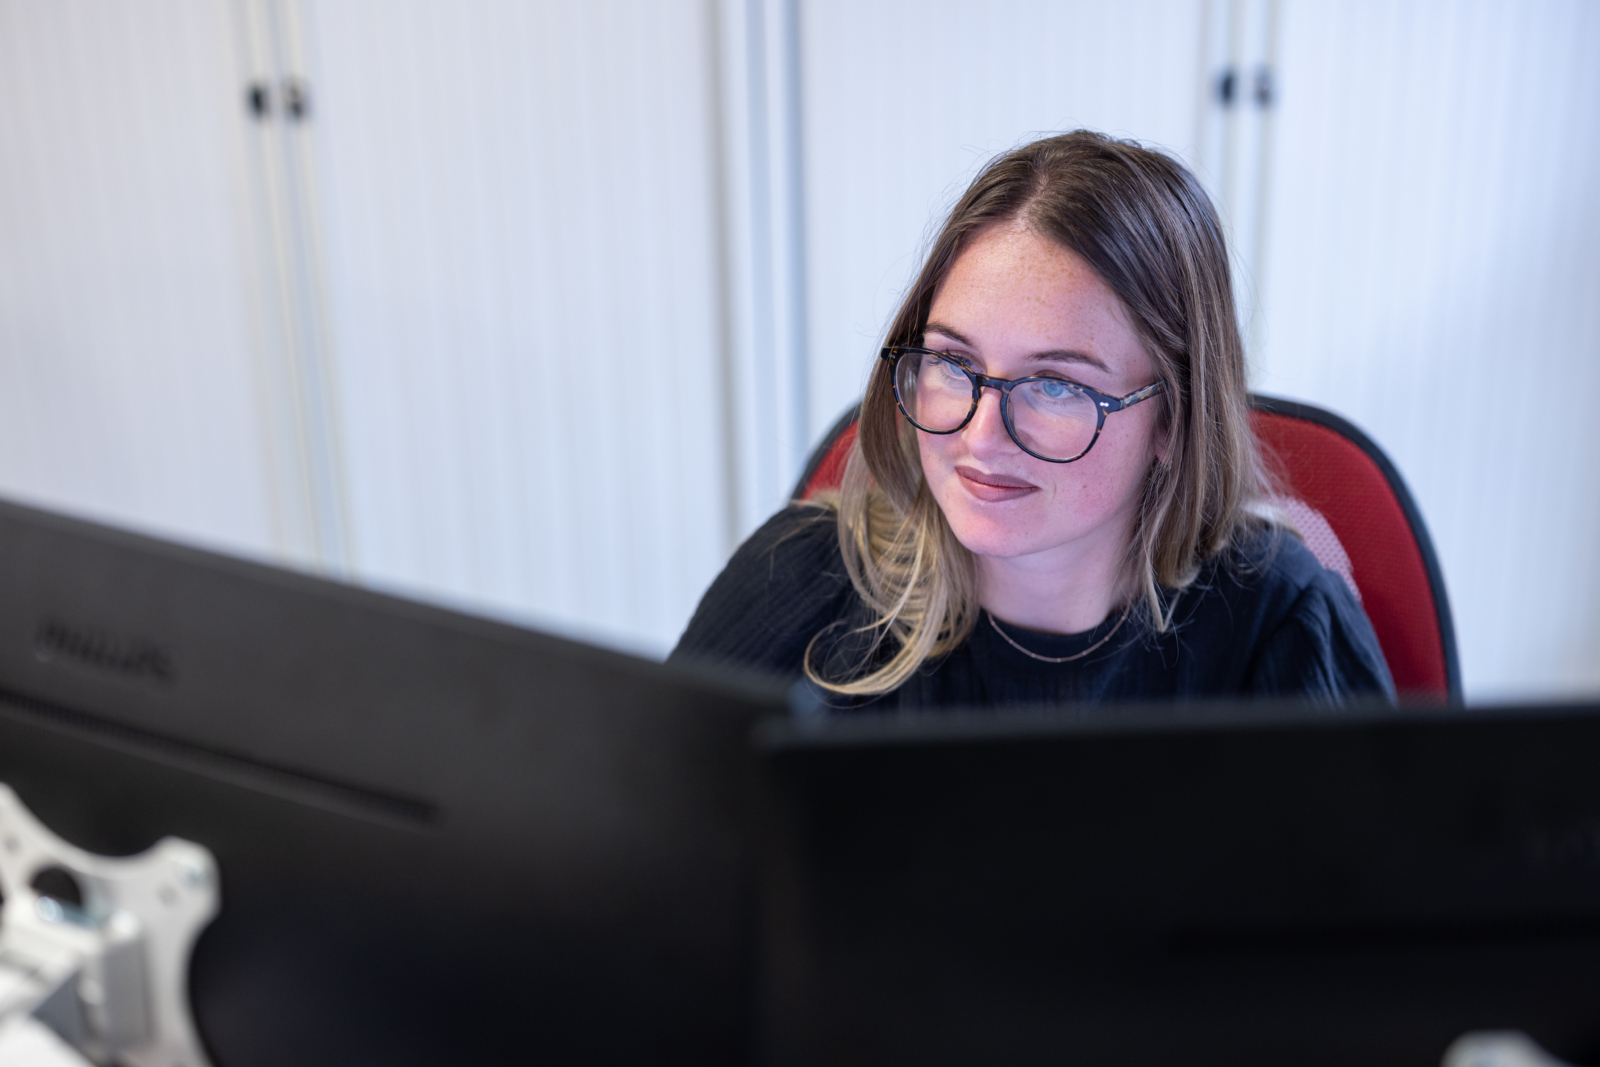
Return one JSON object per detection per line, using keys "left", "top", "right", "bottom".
{"left": 879, "top": 345, "right": 1166, "bottom": 464}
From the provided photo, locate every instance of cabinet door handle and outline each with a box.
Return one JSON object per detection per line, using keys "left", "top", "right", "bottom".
{"left": 283, "top": 78, "right": 309, "bottom": 121}
{"left": 246, "top": 80, "right": 271, "bottom": 119}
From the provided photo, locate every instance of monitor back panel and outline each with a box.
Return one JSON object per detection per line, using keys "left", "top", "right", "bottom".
{"left": 0, "top": 497, "right": 784, "bottom": 1066}
{"left": 759, "top": 706, "right": 1600, "bottom": 1067}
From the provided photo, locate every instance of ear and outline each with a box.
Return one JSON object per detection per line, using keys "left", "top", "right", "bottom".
{"left": 1152, "top": 419, "right": 1172, "bottom": 465}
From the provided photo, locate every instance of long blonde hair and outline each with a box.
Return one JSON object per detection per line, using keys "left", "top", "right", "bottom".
{"left": 804, "top": 131, "right": 1266, "bottom": 696}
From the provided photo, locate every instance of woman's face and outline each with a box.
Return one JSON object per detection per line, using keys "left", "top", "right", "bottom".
{"left": 916, "top": 223, "right": 1165, "bottom": 578}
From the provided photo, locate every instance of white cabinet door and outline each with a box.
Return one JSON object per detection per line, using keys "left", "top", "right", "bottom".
{"left": 299, "top": 0, "right": 732, "bottom": 655}
{"left": 0, "top": 0, "right": 292, "bottom": 562}
{"left": 1255, "top": 0, "right": 1600, "bottom": 700}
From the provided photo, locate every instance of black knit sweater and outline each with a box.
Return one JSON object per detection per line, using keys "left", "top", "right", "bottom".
{"left": 669, "top": 505, "right": 1395, "bottom": 712}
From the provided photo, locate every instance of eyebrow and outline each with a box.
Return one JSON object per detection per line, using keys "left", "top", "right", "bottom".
{"left": 922, "top": 321, "right": 1112, "bottom": 374}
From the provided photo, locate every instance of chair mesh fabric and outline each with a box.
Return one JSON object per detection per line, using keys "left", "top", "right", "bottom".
{"left": 1270, "top": 497, "right": 1359, "bottom": 603}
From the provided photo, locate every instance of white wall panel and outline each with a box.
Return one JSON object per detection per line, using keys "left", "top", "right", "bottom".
{"left": 1256, "top": 0, "right": 1600, "bottom": 701}
{"left": 797, "top": 0, "right": 1208, "bottom": 446}
{"left": 0, "top": 0, "right": 286, "bottom": 560}
{"left": 301, "top": 0, "right": 730, "bottom": 656}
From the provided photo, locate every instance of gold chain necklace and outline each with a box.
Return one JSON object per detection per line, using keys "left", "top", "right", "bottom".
{"left": 986, "top": 605, "right": 1131, "bottom": 664}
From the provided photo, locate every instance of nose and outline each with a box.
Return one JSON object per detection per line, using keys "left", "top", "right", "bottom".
{"left": 962, "top": 383, "right": 1017, "bottom": 459}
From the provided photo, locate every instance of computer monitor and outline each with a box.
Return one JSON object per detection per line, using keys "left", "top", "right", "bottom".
{"left": 0, "top": 496, "right": 786, "bottom": 1066}
{"left": 9, "top": 494, "right": 1600, "bottom": 1067}
{"left": 757, "top": 701, "right": 1600, "bottom": 1067}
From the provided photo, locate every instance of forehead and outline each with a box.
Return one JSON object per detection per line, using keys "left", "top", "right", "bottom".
{"left": 927, "top": 224, "right": 1148, "bottom": 375}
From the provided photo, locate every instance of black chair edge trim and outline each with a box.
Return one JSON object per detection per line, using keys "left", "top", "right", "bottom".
{"left": 1251, "top": 393, "right": 1462, "bottom": 703}
{"left": 789, "top": 403, "right": 863, "bottom": 503}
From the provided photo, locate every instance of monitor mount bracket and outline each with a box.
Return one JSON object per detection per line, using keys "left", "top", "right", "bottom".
{"left": 0, "top": 784, "right": 216, "bottom": 1067}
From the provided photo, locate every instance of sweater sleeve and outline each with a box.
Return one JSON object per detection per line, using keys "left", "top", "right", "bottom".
{"left": 1243, "top": 569, "right": 1397, "bottom": 703}
{"left": 668, "top": 504, "right": 859, "bottom": 680}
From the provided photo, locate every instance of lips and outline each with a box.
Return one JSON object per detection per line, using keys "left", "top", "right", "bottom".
{"left": 955, "top": 465, "right": 1038, "bottom": 503}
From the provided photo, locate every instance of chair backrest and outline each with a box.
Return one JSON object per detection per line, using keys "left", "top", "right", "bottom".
{"left": 792, "top": 405, "right": 862, "bottom": 504}
{"left": 791, "top": 396, "right": 1460, "bottom": 702}
{"left": 1249, "top": 396, "right": 1459, "bottom": 701}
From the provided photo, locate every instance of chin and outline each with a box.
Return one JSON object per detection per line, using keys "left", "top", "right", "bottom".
{"left": 939, "top": 505, "right": 1041, "bottom": 560}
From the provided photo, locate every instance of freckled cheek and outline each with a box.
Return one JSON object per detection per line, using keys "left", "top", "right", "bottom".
{"left": 1037, "top": 460, "right": 1107, "bottom": 505}
{"left": 1036, "top": 452, "right": 1146, "bottom": 523}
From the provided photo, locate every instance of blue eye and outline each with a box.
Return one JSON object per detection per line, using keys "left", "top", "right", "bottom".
{"left": 1038, "top": 379, "right": 1070, "bottom": 399}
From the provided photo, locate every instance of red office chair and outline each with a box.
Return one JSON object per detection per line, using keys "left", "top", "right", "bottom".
{"left": 791, "top": 396, "right": 1460, "bottom": 703}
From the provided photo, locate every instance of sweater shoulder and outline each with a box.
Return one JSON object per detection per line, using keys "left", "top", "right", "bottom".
{"left": 668, "top": 504, "right": 856, "bottom": 678}
{"left": 1203, "top": 525, "right": 1395, "bottom": 700}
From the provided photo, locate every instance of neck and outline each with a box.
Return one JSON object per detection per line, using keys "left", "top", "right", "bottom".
{"left": 976, "top": 534, "right": 1130, "bottom": 635}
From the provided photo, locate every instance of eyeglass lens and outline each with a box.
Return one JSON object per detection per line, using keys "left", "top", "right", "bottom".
{"left": 894, "top": 350, "right": 1101, "bottom": 462}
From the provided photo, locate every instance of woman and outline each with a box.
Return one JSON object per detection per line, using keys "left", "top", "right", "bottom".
{"left": 671, "top": 131, "right": 1392, "bottom": 708}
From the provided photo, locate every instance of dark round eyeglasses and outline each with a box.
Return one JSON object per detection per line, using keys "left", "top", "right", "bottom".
{"left": 881, "top": 345, "right": 1165, "bottom": 464}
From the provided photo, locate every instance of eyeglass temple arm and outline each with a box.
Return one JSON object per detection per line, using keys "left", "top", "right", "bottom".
{"left": 1105, "top": 381, "right": 1164, "bottom": 411}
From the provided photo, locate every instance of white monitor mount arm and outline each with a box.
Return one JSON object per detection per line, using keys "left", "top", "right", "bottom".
{"left": 0, "top": 784, "right": 216, "bottom": 1067}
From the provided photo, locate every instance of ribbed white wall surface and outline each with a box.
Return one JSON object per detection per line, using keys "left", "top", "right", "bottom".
{"left": 0, "top": 0, "right": 283, "bottom": 559}
{"left": 1255, "top": 0, "right": 1600, "bottom": 700}
{"left": 301, "top": 0, "right": 730, "bottom": 655}
{"left": 714, "top": 0, "right": 815, "bottom": 536}
{"left": 796, "top": 0, "right": 1208, "bottom": 443}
